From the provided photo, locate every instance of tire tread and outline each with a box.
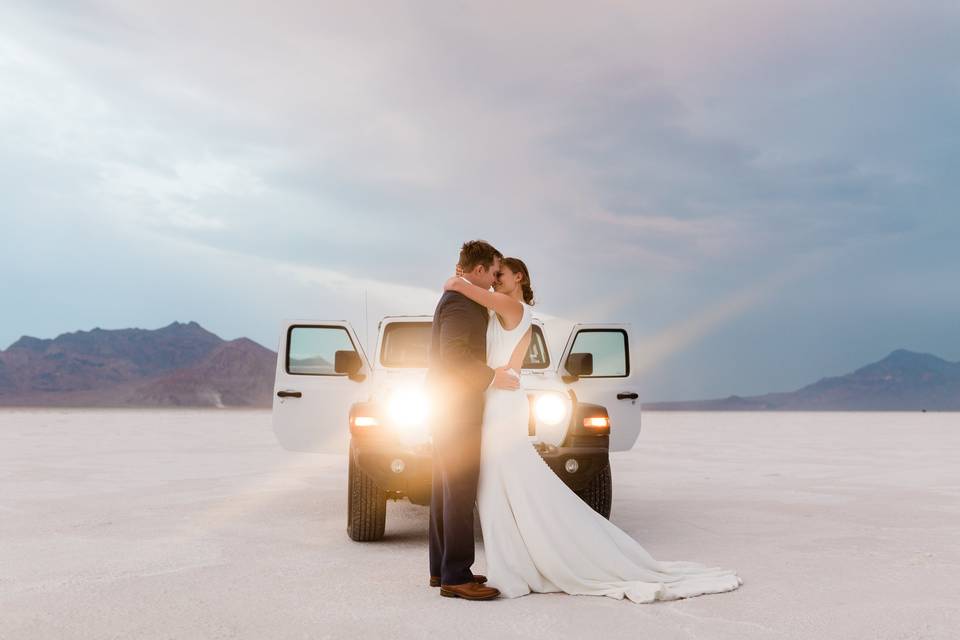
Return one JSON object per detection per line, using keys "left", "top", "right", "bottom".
{"left": 347, "top": 448, "right": 387, "bottom": 541}
{"left": 576, "top": 462, "right": 612, "bottom": 519}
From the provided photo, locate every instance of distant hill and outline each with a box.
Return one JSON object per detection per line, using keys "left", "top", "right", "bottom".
{"left": 645, "top": 349, "right": 960, "bottom": 411}
{"left": 0, "top": 322, "right": 275, "bottom": 408}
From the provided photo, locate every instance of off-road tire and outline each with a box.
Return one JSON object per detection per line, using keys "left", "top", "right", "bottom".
{"left": 346, "top": 448, "right": 387, "bottom": 541}
{"left": 576, "top": 462, "right": 612, "bottom": 519}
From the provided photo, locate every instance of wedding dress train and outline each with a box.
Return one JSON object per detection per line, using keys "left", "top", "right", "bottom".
{"left": 477, "top": 303, "right": 742, "bottom": 603}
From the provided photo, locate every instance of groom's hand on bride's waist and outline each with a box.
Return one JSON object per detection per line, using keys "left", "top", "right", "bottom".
{"left": 491, "top": 366, "right": 521, "bottom": 391}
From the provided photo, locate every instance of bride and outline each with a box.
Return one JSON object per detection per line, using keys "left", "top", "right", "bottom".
{"left": 442, "top": 258, "right": 743, "bottom": 603}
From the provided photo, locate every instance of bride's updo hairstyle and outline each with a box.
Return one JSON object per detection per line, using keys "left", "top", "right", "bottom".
{"left": 501, "top": 257, "right": 535, "bottom": 306}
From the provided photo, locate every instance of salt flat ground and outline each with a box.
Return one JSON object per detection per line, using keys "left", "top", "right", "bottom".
{"left": 0, "top": 410, "right": 957, "bottom": 640}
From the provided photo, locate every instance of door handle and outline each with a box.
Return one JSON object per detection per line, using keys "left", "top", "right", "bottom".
{"left": 277, "top": 390, "right": 302, "bottom": 398}
{"left": 617, "top": 392, "right": 638, "bottom": 400}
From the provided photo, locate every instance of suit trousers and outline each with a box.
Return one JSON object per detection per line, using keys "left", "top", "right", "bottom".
{"left": 428, "top": 421, "right": 482, "bottom": 586}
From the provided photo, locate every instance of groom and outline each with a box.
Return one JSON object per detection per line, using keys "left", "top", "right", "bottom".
{"left": 426, "top": 240, "right": 519, "bottom": 600}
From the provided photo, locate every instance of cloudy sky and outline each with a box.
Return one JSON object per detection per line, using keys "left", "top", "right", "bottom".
{"left": 1, "top": 0, "right": 958, "bottom": 401}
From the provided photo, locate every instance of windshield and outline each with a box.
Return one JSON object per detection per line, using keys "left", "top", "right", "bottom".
{"left": 379, "top": 321, "right": 549, "bottom": 369}
{"left": 380, "top": 322, "right": 432, "bottom": 367}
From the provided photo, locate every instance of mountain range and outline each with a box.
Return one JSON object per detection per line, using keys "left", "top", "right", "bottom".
{"left": 644, "top": 349, "right": 960, "bottom": 411}
{"left": 1, "top": 323, "right": 957, "bottom": 410}
{"left": 0, "top": 322, "right": 275, "bottom": 408}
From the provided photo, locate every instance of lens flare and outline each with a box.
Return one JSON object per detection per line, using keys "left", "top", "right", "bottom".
{"left": 387, "top": 388, "right": 430, "bottom": 427}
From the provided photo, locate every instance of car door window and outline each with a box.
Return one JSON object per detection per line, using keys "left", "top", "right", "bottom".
{"left": 522, "top": 325, "right": 550, "bottom": 369}
{"left": 287, "top": 326, "right": 357, "bottom": 375}
{"left": 568, "top": 329, "right": 628, "bottom": 377}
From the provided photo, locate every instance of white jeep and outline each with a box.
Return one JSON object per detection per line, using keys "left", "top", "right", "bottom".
{"left": 271, "top": 315, "right": 641, "bottom": 541}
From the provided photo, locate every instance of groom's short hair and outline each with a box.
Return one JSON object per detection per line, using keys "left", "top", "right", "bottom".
{"left": 459, "top": 240, "right": 503, "bottom": 272}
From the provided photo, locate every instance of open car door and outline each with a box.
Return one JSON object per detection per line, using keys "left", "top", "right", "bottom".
{"left": 272, "top": 321, "right": 371, "bottom": 453}
{"left": 559, "top": 323, "right": 641, "bottom": 451}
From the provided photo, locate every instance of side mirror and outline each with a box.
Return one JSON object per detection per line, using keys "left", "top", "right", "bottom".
{"left": 563, "top": 352, "right": 593, "bottom": 382}
{"left": 335, "top": 350, "right": 365, "bottom": 381}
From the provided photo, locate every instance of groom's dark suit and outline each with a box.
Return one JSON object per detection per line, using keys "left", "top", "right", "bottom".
{"left": 426, "top": 290, "right": 495, "bottom": 586}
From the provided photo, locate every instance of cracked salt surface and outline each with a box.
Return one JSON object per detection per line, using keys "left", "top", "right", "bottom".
{"left": 1, "top": 409, "right": 958, "bottom": 639}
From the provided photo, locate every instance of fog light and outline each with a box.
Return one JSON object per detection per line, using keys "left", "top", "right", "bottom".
{"left": 390, "top": 458, "right": 406, "bottom": 474}
{"left": 564, "top": 459, "right": 579, "bottom": 473}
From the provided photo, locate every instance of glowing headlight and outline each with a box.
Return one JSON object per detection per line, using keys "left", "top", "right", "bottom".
{"left": 387, "top": 388, "right": 430, "bottom": 428}
{"left": 534, "top": 393, "right": 567, "bottom": 426}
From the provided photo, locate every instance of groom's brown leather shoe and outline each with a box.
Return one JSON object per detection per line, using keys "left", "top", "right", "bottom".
{"left": 430, "top": 574, "right": 487, "bottom": 588}
{"left": 439, "top": 581, "right": 499, "bottom": 601}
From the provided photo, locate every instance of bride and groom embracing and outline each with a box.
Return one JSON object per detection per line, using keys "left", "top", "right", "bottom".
{"left": 426, "top": 240, "right": 742, "bottom": 603}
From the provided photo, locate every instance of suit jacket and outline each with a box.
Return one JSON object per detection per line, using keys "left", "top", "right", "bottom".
{"left": 426, "top": 290, "right": 495, "bottom": 430}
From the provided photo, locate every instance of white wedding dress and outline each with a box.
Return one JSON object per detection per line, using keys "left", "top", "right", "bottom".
{"left": 477, "top": 303, "right": 743, "bottom": 603}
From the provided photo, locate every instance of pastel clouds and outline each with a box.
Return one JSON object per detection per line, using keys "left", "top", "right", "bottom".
{"left": 1, "top": 0, "right": 958, "bottom": 400}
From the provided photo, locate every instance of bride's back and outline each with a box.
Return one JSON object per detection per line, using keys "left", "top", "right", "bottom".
{"left": 485, "top": 304, "right": 531, "bottom": 370}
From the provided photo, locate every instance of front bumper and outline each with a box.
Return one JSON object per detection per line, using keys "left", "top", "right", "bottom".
{"left": 351, "top": 437, "right": 608, "bottom": 503}
{"left": 536, "top": 444, "right": 609, "bottom": 493}
{"left": 351, "top": 440, "right": 433, "bottom": 504}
